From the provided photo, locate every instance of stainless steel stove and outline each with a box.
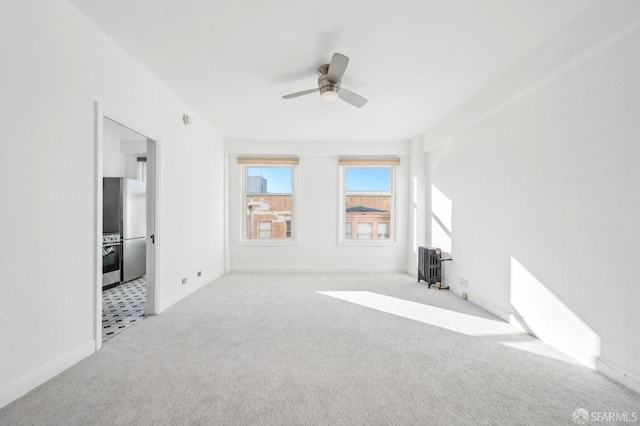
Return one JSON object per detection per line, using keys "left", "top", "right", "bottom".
{"left": 102, "top": 233, "right": 122, "bottom": 288}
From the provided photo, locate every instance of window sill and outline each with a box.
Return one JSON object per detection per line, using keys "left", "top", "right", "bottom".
{"left": 337, "top": 240, "right": 399, "bottom": 247}
{"left": 236, "top": 239, "right": 299, "bottom": 247}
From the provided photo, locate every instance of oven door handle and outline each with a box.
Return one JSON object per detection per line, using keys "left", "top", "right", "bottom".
{"left": 102, "top": 245, "right": 119, "bottom": 256}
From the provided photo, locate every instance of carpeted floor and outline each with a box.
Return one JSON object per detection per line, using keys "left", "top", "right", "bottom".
{"left": 0, "top": 273, "right": 638, "bottom": 425}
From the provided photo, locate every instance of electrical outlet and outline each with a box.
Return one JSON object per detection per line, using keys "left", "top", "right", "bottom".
{"left": 182, "top": 278, "right": 187, "bottom": 285}
{"left": 460, "top": 278, "right": 469, "bottom": 288}
{"left": 197, "top": 271, "right": 202, "bottom": 277}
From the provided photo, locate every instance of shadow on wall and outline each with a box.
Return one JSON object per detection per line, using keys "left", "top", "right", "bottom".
{"left": 509, "top": 257, "right": 601, "bottom": 368}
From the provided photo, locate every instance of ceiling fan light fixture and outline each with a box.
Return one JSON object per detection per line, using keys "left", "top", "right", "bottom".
{"left": 321, "top": 90, "right": 339, "bottom": 102}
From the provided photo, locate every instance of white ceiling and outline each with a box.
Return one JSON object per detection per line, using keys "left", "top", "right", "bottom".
{"left": 103, "top": 117, "right": 148, "bottom": 144}
{"left": 70, "top": 0, "right": 598, "bottom": 142}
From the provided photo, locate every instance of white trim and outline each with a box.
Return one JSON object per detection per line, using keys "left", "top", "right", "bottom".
{"left": 0, "top": 341, "right": 95, "bottom": 409}
{"left": 224, "top": 139, "right": 231, "bottom": 273}
{"left": 145, "top": 138, "right": 162, "bottom": 317}
{"left": 467, "top": 293, "right": 640, "bottom": 394}
{"left": 94, "top": 102, "right": 104, "bottom": 352}
{"left": 466, "top": 293, "right": 513, "bottom": 322}
{"left": 597, "top": 358, "right": 640, "bottom": 396}
{"left": 236, "top": 240, "right": 299, "bottom": 247}
{"left": 158, "top": 268, "right": 225, "bottom": 312}
{"left": 469, "top": 294, "right": 600, "bottom": 366}
{"left": 229, "top": 266, "right": 407, "bottom": 273}
{"left": 94, "top": 101, "right": 161, "bottom": 351}
{"left": 338, "top": 241, "right": 400, "bottom": 247}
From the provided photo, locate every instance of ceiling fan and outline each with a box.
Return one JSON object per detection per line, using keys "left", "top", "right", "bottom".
{"left": 282, "top": 53, "right": 367, "bottom": 108}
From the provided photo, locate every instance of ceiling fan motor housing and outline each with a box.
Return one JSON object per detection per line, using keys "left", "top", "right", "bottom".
{"left": 318, "top": 64, "right": 340, "bottom": 96}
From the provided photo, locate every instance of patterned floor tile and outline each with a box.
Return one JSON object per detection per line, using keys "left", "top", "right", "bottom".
{"left": 102, "top": 277, "right": 146, "bottom": 343}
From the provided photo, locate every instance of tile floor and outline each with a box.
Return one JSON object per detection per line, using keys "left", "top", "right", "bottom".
{"left": 102, "top": 277, "right": 146, "bottom": 343}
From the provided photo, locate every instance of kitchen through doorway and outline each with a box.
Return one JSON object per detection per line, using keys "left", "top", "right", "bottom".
{"left": 96, "top": 106, "right": 160, "bottom": 349}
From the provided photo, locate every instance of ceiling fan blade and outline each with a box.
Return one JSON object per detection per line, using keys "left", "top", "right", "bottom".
{"left": 282, "top": 88, "right": 319, "bottom": 99}
{"left": 327, "top": 53, "right": 349, "bottom": 82}
{"left": 339, "top": 88, "right": 367, "bottom": 108}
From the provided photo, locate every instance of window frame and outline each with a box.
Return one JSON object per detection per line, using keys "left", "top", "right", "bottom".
{"left": 239, "top": 161, "right": 298, "bottom": 246}
{"left": 338, "top": 162, "right": 397, "bottom": 246}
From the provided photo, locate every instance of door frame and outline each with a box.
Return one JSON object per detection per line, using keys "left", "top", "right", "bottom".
{"left": 94, "top": 101, "right": 161, "bottom": 351}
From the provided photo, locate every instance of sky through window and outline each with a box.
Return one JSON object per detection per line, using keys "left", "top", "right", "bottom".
{"left": 247, "top": 167, "right": 292, "bottom": 193}
{"left": 346, "top": 168, "right": 390, "bottom": 191}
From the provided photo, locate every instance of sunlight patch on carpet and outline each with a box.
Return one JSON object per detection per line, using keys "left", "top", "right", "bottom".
{"left": 318, "top": 291, "right": 521, "bottom": 337}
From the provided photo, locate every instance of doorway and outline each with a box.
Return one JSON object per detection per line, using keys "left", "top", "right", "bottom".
{"left": 95, "top": 103, "right": 160, "bottom": 350}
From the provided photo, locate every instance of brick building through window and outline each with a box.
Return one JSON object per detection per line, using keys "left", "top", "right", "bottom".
{"left": 345, "top": 204, "right": 390, "bottom": 240}
{"left": 246, "top": 195, "right": 292, "bottom": 239}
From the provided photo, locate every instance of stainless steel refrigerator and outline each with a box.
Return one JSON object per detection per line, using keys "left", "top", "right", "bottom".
{"left": 103, "top": 177, "right": 146, "bottom": 284}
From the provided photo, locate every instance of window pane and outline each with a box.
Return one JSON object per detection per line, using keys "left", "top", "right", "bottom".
{"left": 258, "top": 221, "right": 272, "bottom": 238}
{"left": 136, "top": 160, "right": 147, "bottom": 182}
{"left": 378, "top": 222, "right": 388, "bottom": 240}
{"left": 247, "top": 167, "right": 291, "bottom": 193}
{"left": 341, "top": 164, "right": 394, "bottom": 243}
{"left": 357, "top": 223, "right": 372, "bottom": 239}
{"left": 346, "top": 167, "right": 390, "bottom": 192}
{"left": 246, "top": 195, "right": 291, "bottom": 239}
{"left": 345, "top": 196, "right": 391, "bottom": 212}
{"left": 345, "top": 196, "right": 391, "bottom": 240}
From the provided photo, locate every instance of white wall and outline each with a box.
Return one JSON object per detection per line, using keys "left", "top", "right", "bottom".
{"left": 406, "top": 136, "right": 429, "bottom": 275}
{"left": 121, "top": 138, "right": 147, "bottom": 180}
{"left": 425, "top": 2, "right": 640, "bottom": 393}
{"left": 102, "top": 133, "right": 146, "bottom": 178}
{"left": 227, "top": 140, "right": 410, "bottom": 272}
{"left": 123, "top": 154, "right": 138, "bottom": 179}
{"left": 0, "top": 0, "right": 225, "bottom": 407}
{"left": 103, "top": 132, "right": 125, "bottom": 177}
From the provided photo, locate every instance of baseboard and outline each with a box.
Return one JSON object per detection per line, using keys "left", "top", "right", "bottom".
{"left": 468, "top": 293, "right": 639, "bottom": 394}
{"left": 467, "top": 293, "right": 513, "bottom": 322}
{"left": 597, "top": 357, "right": 640, "bottom": 395}
{"left": 0, "top": 340, "right": 95, "bottom": 410}
{"left": 158, "top": 268, "right": 225, "bottom": 312}
{"left": 229, "top": 266, "right": 407, "bottom": 273}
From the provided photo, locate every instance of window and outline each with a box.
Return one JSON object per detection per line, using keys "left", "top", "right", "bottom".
{"left": 258, "top": 221, "right": 272, "bottom": 238}
{"left": 136, "top": 157, "right": 147, "bottom": 182}
{"left": 357, "top": 223, "right": 373, "bottom": 239}
{"left": 378, "top": 222, "right": 389, "bottom": 240}
{"left": 238, "top": 157, "right": 298, "bottom": 242}
{"left": 339, "top": 158, "right": 398, "bottom": 244}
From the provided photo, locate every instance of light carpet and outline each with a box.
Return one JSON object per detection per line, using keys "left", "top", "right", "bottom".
{"left": 0, "top": 272, "right": 638, "bottom": 425}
